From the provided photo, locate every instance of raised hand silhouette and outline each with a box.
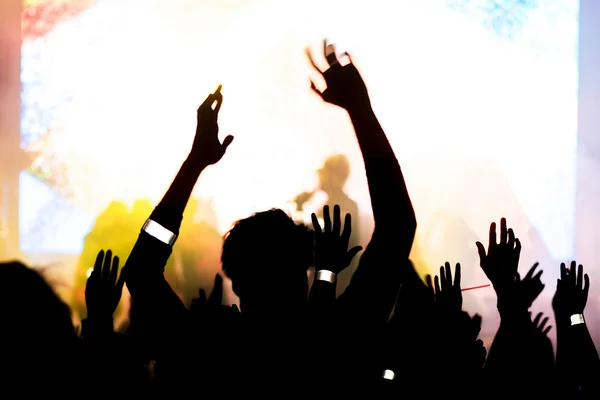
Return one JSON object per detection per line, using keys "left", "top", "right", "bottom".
{"left": 553, "top": 261, "right": 590, "bottom": 317}
{"left": 190, "top": 274, "right": 239, "bottom": 317}
{"left": 306, "top": 39, "right": 370, "bottom": 112}
{"left": 432, "top": 310, "right": 486, "bottom": 395}
{"left": 425, "top": 262, "right": 462, "bottom": 314}
{"left": 529, "top": 310, "right": 556, "bottom": 382}
{"left": 516, "top": 262, "right": 545, "bottom": 309}
{"left": 185, "top": 272, "right": 241, "bottom": 396}
{"left": 190, "top": 85, "right": 234, "bottom": 167}
{"left": 421, "top": 261, "right": 485, "bottom": 390}
{"left": 190, "top": 273, "right": 239, "bottom": 329}
{"left": 311, "top": 204, "right": 363, "bottom": 275}
{"left": 458, "top": 312, "right": 487, "bottom": 371}
{"left": 475, "top": 218, "right": 522, "bottom": 293}
{"left": 85, "top": 250, "right": 125, "bottom": 320}
{"left": 551, "top": 261, "right": 600, "bottom": 396}
{"left": 191, "top": 273, "right": 238, "bottom": 314}
{"left": 531, "top": 311, "right": 552, "bottom": 336}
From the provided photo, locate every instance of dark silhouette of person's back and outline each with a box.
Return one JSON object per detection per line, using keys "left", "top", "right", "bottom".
{"left": 0, "top": 261, "right": 80, "bottom": 392}
{"left": 219, "top": 209, "right": 313, "bottom": 394}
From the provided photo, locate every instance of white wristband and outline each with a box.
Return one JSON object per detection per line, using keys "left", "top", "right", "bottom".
{"left": 570, "top": 313, "right": 585, "bottom": 326}
{"left": 142, "top": 219, "right": 177, "bottom": 246}
{"left": 316, "top": 270, "right": 336, "bottom": 284}
{"left": 382, "top": 369, "right": 396, "bottom": 381}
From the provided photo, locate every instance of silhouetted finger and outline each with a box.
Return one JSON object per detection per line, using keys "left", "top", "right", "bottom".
{"left": 560, "top": 263, "right": 567, "bottom": 281}
{"left": 341, "top": 213, "right": 352, "bottom": 244}
{"left": 309, "top": 80, "right": 324, "bottom": 99}
{"left": 434, "top": 275, "right": 441, "bottom": 295}
{"left": 525, "top": 262, "right": 539, "bottom": 280}
{"left": 514, "top": 238, "right": 521, "bottom": 257}
{"left": 507, "top": 228, "right": 515, "bottom": 248}
{"left": 306, "top": 48, "right": 324, "bottom": 75}
{"left": 454, "top": 263, "right": 461, "bottom": 288}
{"left": 539, "top": 316, "right": 549, "bottom": 332}
{"left": 577, "top": 263, "right": 583, "bottom": 290}
{"left": 440, "top": 265, "right": 447, "bottom": 291}
{"left": 445, "top": 262, "right": 452, "bottom": 288}
{"left": 475, "top": 242, "right": 486, "bottom": 264}
{"left": 199, "top": 93, "right": 216, "bottom": 113}
{"left": 221, "top": 135, "right": 234, "bottom": 152}
{"left": 109, "top": 255, "right": 120, "bottom": 285}
{"left": 425, "top": 274, "right": 434, "bottom": 291}
{"left": 488, "top": 222, "right": 497, "bottom": 251}
{"left": 311, "top": 213, "right": 322, "bottom": 234}
{"left": 475, "top": 338, "right": 485, "bottom": 351}
{"left": 533, "top": 312, "right": 542, "bottom": 327}
{"left": 324, "top": 40, "right": 339, "bottom": 67}
{"left": 102, "top": 250, "right": 113, "bottom": 280}
{"left": 212, "top": 87, "right": 223, "bottom": 113}
{"left": 583, "top": 273, "right": 590, "bottom": 299}
{"left": 93, "top": 250, "right": 104, "bottom": 278}
{"left": 569, "top": 261, "right": 576, "bottom": 285}
{"left": 543, "top": 325, "right": 552, "bottom": 335}
{"left": 199, "top": 289, "right": 208, "bottom": 305}
{"left": 475, "top": 339, "right": 487, "bottom": 365}
{"left": 472, "top": 314, "right": 482, "bottom": 332}
{"left": 500, "top": 218, "right": 507, "bottom": 244}
{"left": 323, "top": 205, "right": 331, "bottom": 233}
{"left": 469, "top": 318, "right": 482, "bottom": 341}
{"left": 209, "top": 274, "right": 223, "bottom": 308}
{"left": 332, "top": 205, "right": 341, "bottom": 236}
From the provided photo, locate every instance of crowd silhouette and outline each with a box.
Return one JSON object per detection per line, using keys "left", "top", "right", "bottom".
{"left": 2, "top": 40, "right": 599, "bottom": 397}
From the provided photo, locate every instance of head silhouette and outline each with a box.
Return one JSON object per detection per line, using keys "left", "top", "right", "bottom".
{"left": 0, "top": 261, "right": 78, "bottom": 385}
{"left": 318, "top": 154, "right": 350, "bottom": 194}
{"left": 222, "top": 209, "right": 313, "bottom": 317}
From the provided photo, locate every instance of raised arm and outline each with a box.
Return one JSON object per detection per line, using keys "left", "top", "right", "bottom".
{"left": 124, "top": 86, "right": 234, "bottom": 336}
{"left": 553, "top": 261, "right": 600, "bottom": 395}
{"left": 306, "top": 41, "right": 416, "bottom": 325}
{"left": 149, "top": 86, "right": 233, "bottom": 234}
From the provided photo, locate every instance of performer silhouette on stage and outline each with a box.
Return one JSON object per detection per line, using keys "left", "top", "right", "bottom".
{"left": 293, "top": 154, "right": 360, "bottom": 296}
